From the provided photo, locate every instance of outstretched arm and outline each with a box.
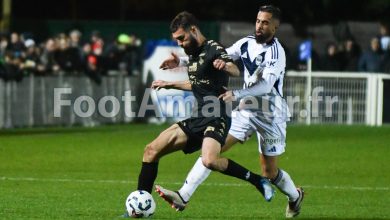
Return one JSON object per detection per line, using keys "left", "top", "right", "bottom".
{"left": 219, "top": 73, "right": 277, "bottom": 102}
{"left": 233, "top": 73, "right": 277, "bottom": 99}
{"left": 151, "top": 80, "right": 192, "bottom": 91}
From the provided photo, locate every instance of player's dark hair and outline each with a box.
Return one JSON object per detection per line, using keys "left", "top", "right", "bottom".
{"left": 259, "top": 5, "right": 281, "bottom": 21}
{"left": 170, "top": 11, "right": 199, "bottom": 33}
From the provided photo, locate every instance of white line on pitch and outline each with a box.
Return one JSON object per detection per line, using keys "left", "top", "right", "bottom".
{"left": 0, "top": 176, "right": 388, "bottom": 191}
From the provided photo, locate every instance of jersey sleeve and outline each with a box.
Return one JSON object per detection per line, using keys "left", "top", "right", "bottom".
{"left": 226, "top": 40, "right": 243, "bottom": 61}
{"left": 262, "top": 44, "right": 286, "bottom": 78}
{"left": 210, "top": 41, "right": 233, "bottom": 63}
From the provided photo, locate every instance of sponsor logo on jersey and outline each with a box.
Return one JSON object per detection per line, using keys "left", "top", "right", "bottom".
{"left": 264, "top": 137, "right": 282, "bottom": 145}
{"left": 205, "top": 126, "right": 215, "bottom": 133}
{"left": 188, "top": 62, "right": 197, "bottom": 72}
{"left": 267, "top": 146, "right": 277, "bottom": 153}
{"left": 267, "top": 60, "right": 276, "bottom": 67}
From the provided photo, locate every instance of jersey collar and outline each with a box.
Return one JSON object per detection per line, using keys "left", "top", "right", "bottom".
{"left": 263, "top": 37, "right": 275, "bottom": 46}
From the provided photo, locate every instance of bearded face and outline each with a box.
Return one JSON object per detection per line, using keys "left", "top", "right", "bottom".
{"left": 172, "top": 27, "right": 200, "bottom": 56}
{"left": 255, "top": 11, "right": 276, "bottom": 44}
{"left": 182, "top": 34, "right": 199, "bottom": 55}
{"left": 255, "top": 29, "right": 272, "bottom": 44}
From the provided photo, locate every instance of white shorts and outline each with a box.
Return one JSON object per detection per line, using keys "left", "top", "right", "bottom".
{"left": 229, "top": 110, "right": 287, "bottom": 156}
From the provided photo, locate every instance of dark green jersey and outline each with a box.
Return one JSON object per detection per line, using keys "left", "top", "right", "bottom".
{"left": 187, "top": 40, "right": 233, "bottom": 117}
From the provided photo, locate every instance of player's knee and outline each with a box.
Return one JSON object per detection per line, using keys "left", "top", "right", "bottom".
{"left": 201, "top": 157, "right": 216, "bottom": 170}
{"left": 143, "top": 143, "right": 159, "bottom": 162}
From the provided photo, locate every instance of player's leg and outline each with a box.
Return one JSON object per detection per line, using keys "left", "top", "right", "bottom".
{"left": 137, "top": 123, "right": 188, "bottom": 193}
{"left": 200, "top": 110, "right": 253, "bottom": 171}
{"left": 156, "top": 113, "right": 274, "bottom": 210}
{"left": 199, "top": 112, "right": 273, "bottom": 201}
{"left": 178, "top": 134, "right": 239, "bottom": 199}
{"left": 156, "top": 134, "right": 240, "bottom": 211}
{"left": 157, "top": 137, "right": 225, "bottom": 211}
{"left": 178, "top": 108, "right": 251, "bottom": 196}
{"left": 260, "top": 154, "right": 304, "bottom": 218}
{"left": 260, "top": 154, "right": 299, "bottom": 201}
{"left": 255, "top": 121, "right": 304, "bottom": 218}
{"left": 157, "top": 110, "right": 248, "bottom": 208}
{"left": 201, "top": 136, "right": 274, "bottom": 202}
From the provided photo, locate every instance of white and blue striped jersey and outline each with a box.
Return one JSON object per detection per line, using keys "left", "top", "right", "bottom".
{"left": 227, "top": 36, "right": 290, "bottom": 123}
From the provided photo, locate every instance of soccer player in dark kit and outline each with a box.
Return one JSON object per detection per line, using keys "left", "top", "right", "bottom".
{"left": 131, "top": 11, "right": 275, "bottom": 214}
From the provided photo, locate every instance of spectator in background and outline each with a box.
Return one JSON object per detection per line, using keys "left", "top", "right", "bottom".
{"left": 69, "top": 29, "right": 82, "bottom": 48}
{"left": 378, "top": 22, "right": 390, "bottom": 73}
{"left": 0, "top": 29, "right": 144, "bottom": 80}
{"left": 358, "top": 37, "right": 383, "bottom": 73}
{"left": 37, "top": 38, "right": 58, "bottom": 75}
{"left": 103, "top": 33, "right": 143, "bottom": 76}
{"left": 21, "top": 39, "right": 40, "bottom": 75}
{"left": 53, "top": 33, "right": 83, "bottom": 74}
{"left": 89, "top": 31, "right": 104, "bottom": 62}
{"left": 82, "top": 31, "right": 104, "bottom": 84}
{"left": 2, "top": 50, "right": 23, "bottom": 81}
{"left": 126, "top": 34, "right": 142, "bottom": 76}
{"left": 89, "top": 31, "right": 104, "bottom": 71}
{"left": 104, "top": 33, "right": 129, "bottom": 74}
{"left": 3, "top": 32, "right": 25, "bottom": 81}
{"left": 379, "top": 22, "right": 390, "bottom": 52}
{"left": 0, "top": 34, "right": 8, "bottom": 56}
{"left": 0, "top": 33, "right": 8, "bottom": 80}
{"left": 321, "top": 42, "right": 342, "bottom": 71}
{"left": 341, "top": 38, "right": 361, "bottom": 71}
{"left": 69, "top": 29, "right": 84, "bottom": 62}
{"left": 6, "top": 32, "right": 25, "bottom": 58}
{"left": 90, "top": 31, "right": 102, "bottom": 46}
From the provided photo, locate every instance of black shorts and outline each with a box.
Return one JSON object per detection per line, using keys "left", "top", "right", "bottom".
{"left": 177, "top": 116, "right": 231, "bottom": 154}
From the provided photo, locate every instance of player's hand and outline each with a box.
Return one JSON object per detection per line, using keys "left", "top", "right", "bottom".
{"left": 151, "top": 80, "right": 170, "bottom": 90}
{"left": 159, "top": 52, "right": 180, "bottom": 70}
{"left": 218, "top": 90, "right": 236, "bottom": 102}
{"left": 213, "top": 59, "right": 226, "bottom": 70}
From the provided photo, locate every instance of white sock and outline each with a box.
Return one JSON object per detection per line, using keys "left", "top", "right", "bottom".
{"left": 178, "top": 157, "right": 211, "bottom": 202}
{"left": 272, "top": 169, "right": 299, "bottom": 202}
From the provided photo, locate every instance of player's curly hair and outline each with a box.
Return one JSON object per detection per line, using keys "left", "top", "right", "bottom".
{"left": 259, "top": 5, "right": 281, "bottom": 21}
{"left": 170, "top": 11, "right": 199, "bottom": 33}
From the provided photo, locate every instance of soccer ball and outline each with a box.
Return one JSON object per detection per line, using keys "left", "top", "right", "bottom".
{"left": 125, "top": 190, "right": 156, "bottom": 218}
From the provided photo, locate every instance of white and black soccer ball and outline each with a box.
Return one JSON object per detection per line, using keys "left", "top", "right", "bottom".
{"left": 125, "top": 190, "right": 156, "bottom": 218}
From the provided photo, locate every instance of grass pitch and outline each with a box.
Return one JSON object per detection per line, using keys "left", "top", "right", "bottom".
{"left": 1, "top": 124, "right": 389, "bottom": 219}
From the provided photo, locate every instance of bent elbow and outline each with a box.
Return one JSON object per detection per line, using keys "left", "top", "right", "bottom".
{"left": 231, "top": 70, "right": 240, "bottom": 77}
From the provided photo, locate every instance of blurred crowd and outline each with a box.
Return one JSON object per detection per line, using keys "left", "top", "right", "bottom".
{"left": 1, "top": 22, "right": 389, "bottom": 84}
{"left": 0, "top": 30, "right": 142, "bottom": 83}
{"left": 290, "top": 22, "right": 390, "bottom": 73}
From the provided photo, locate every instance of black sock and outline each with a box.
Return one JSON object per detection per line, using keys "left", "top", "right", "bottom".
{"left": 221, "top": 159, "right": 261, "bottom": 186}
{"left": 137, "top": 162, "right": 158, "bottom": 193}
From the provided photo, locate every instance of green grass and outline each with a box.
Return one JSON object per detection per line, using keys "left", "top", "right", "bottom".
{"left": 1, "top": 124, "right": 390, "bottom": 219}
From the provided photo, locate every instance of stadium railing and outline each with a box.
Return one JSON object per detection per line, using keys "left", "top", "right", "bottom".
{"left": 1, "top": 72, "right": 389, "bottom": 129}
{"left": 228, "top": 71, "right": 390, "bottom": 126}
{"left": 0, "top": 75, "right": 141, "bottom": 129}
